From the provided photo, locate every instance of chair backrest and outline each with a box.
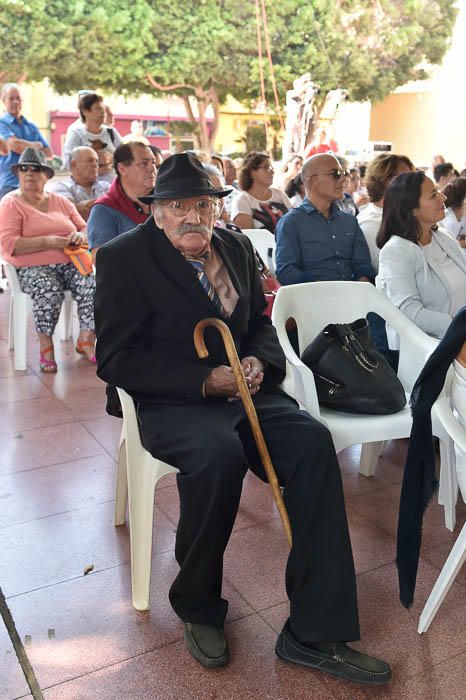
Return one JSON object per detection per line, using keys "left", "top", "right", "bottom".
{"left": 272, "top": 281, "right": 438, "bottom": 393}
{"left": 434, "top": 363, "right": 466, "bottom": 501}
{"left": 116, "top": 387, "right": 146, "bottom": 458}
{"left": 241, "top": 228, "right": 276, "bottom": 273}
{"left": 4, "top": 263, "right": 22, "bottom": 295}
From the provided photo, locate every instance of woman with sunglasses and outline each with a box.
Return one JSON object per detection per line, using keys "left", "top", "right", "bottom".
{"left": 231, "top": 151, "right": 291, "bottom": 234}
{"left": 377, "top": 171, "right": 466, "bottom": 340}
{"left": 0, "top": 148, "right": 96, "bottom": 371}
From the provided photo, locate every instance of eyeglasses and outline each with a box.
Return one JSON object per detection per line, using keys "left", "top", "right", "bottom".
{"left": 163, "top": 199, "right": 218, "bottom": 217}
{"left": 19, "top": 164, "right": 41, "bottom": 173}
{"left": 308, "top": 168, "right": 350, "bottom": 180}
{"left": 256, "top": 165, "right": 274, "bottom": 172}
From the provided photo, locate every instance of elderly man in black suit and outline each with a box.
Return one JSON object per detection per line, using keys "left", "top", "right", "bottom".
{"left": 94, "top": 153, "right": 390, "bottom": 685}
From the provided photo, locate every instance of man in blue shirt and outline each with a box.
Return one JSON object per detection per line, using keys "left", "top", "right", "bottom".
{"left": 0, "top": 83, "right": 52, "bottom": 198}
{"left": 87, "top": 141, "right": 159, "bottom": 262}
{"left": 275, "top": 154, "right": 373, "bottom": 285}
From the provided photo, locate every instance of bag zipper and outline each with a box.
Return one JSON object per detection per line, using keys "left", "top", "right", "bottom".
{"left": 316, "top": 374, "right": 341, "bottom": 395}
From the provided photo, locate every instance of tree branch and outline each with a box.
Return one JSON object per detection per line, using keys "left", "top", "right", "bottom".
{"left": 146, "top": 73, "right": 195, "bottom": 92}
{"left": 182, "top": 95, "right": 196, "bottom": 124}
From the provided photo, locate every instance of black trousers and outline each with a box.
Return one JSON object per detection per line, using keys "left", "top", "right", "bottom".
{"left": 138, "top": 391, "right": 360, "bottom": 642}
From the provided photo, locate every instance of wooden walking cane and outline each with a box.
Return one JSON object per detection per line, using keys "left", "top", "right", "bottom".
{"left": 193, "top": 318, "right": 292, "bottom": 546}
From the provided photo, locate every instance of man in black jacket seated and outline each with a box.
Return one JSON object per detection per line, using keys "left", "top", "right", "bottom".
{"left": 94, "top": 153, "right": 391, "bottom": 685}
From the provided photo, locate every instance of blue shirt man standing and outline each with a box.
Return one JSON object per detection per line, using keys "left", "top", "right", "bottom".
{"left": 0, "top": 83, "right": 52, "bottom": 198}
{"left": 275, "top": 154, "right": 373, "bottom": 285}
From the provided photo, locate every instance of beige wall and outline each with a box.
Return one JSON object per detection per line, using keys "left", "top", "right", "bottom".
{"left": 370, "top": 0, "right": 466, "bottom": 169}
{"left": 369, "top": 92, "right": 435, "bottom": 167}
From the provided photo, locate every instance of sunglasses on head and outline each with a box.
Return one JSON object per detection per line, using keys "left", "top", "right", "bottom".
{"left": 19, "top": 164, "right": 41, "bottom": 173}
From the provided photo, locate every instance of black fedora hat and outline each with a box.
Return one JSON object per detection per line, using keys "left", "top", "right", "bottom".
{"left": 139, "top": 152, "right": 232, "bottom": 203}
{"left": 11, "top": 147, "right": 55, "bottom": 179}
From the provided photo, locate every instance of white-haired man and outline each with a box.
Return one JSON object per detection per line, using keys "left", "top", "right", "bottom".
{"left": 48, "top": 146, "right": 109, "bottom": 221}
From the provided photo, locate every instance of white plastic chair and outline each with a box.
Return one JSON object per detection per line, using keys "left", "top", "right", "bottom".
{"left": 5, "top": 263, "right": 75, "bottom": 370}
{"left": 115, "top": 387, "right": 179, "bottom": 611}
{"left": 418, "top": 363, "right": 466, "bottom": 633}
{"left": 272, "top": 280, "right": 439, "bottom": 463}
{"left": 272, "top": 281, "right": 460, "bottom": 530}
{"left": 242, "top": 228, "right": 276, "bottom": 274}
{"left": 115, "top": 362, "right": 296, "bottom": 612}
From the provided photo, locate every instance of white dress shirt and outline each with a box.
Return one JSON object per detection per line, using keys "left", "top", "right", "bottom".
{"left": 357, "top": 202, "right": 383, "bottom": 273}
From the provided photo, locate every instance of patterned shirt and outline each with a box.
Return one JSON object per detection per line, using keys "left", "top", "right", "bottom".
{"left": 48, "top": 177, "right": 110, "bottom": 203}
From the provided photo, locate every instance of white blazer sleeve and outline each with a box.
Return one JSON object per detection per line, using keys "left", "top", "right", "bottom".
{"left": 378, "top": 242, "right": 452, "bottom": 338}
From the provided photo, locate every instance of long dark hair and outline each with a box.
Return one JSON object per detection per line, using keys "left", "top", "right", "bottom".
{"left": 377, "top": 171, "right": 426, "bottom": 249}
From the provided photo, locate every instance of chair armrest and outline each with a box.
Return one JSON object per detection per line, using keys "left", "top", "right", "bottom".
{"left": 273, "top": 313, "right": 321, "bottom": 418}
{"left": 434, "top": 397, "right": 466, "bottom": 454}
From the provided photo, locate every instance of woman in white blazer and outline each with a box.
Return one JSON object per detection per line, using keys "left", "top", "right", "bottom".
{"left": 376, "top": 171, "right": 466, "bottom": 339}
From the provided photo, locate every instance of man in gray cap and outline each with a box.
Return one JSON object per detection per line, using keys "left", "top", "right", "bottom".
{"left": 94, "top": 153, "right": 391, "bottom": 686}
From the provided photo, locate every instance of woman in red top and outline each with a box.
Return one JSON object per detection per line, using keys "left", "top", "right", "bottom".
{"left": 0, "top": 148, "right": 96, "bottom": 371}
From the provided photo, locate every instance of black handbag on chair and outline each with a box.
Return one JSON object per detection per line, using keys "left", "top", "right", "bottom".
{"left": 301, "top": 318, "right": 407, "bottom": 414}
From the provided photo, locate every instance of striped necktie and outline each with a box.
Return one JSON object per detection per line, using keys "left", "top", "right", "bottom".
{"left": 186, "top": 253, "right": 227, "bottom": 318}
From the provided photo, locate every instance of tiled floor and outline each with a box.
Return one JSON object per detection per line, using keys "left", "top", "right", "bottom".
{"left": 0, "top": 287, "right": 465, "bottom": 700}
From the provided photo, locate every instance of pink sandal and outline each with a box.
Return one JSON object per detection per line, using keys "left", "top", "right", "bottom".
{"left": 40, "top": 343, "right": 57, "bottom": 373}
{"left": 75, "top": 339, "right": 96, "bottom": 364}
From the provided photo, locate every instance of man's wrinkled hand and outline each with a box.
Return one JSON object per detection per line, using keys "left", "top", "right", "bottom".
{"left": 237, "top": 356, "right": 264, "bottom": 397}
{"left": 204, "top": 365, "right": 238, "bottom": 397}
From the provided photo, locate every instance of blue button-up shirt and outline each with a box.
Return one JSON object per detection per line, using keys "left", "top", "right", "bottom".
{"left": 87, "top": 204, "right": 139, "bottom": 250}
{"left": 275, "top": 198, "right": 373, "bottom": 285}
{"left": 0, "top": 113, "right": 50, "bottom": 189}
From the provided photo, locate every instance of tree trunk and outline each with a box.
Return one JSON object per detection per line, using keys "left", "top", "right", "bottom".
{"left": 145, "top": 74, "right": 218, "bottom": 154}
{"left": 181, "top": 96, "right": 201, "bottom": 150}
{"left": 207, "top": 87, "right": 220, "bottom": 152}
{"left": 194, "top": 87, "right": 210, "bottom": 152}
{"left": 186, "top": 86, "right": 220, "bottom": 153}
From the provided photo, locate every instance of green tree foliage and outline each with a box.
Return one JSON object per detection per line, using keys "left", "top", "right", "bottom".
{"left": 0, "top": 0, "right": 457, "bottom": 149}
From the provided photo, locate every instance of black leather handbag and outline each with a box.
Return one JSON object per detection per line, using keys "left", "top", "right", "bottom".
{"left": 301, "top": 318, "right": 407, "bottom": 414}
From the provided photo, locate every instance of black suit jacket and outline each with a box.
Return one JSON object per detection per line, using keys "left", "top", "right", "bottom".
{"left": 94, "top": 217, "right": 286, "bottom": 405}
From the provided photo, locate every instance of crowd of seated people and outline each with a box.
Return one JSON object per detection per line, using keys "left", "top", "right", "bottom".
{"left": 1, "top": 82, "right": 465, "bottom": 691}
{"left": 0, "top": 75, "right": 464, "bottom": 360}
